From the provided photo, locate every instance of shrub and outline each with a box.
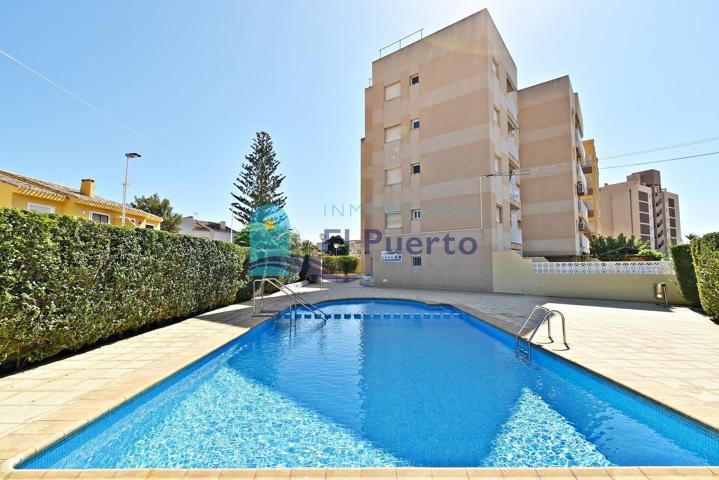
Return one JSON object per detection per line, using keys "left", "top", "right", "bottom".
{"left": 322, "top": 255, "right": 359, "bottom": 274}
{"left": 691, "top": 233, "right": 719, "bottom": 319}
{"left": 0, "top": 208, "right": 248, "bottom": 368}
{"left": 590, "top": 233, "right": 665, "bottom": 261}
{"left": 670, "top": 243, "right": 700, "bottom": 305}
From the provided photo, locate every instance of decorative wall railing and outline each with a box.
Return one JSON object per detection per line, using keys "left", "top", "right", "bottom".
{"left": 531, "top": 261, "right": 675, "bottom": 275}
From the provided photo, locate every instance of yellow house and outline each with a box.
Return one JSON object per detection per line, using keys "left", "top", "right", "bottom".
{"left": 0, "top": 169, "right": 162, "bottom": 229}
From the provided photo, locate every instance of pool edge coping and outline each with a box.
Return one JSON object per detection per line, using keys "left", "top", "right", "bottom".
{"left": 2, "top": 296, "right": 718, "bottom": 478}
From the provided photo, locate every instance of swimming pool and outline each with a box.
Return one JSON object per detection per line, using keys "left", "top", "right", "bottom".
{"left": 19, "top": 299, "right": 719, "bottom": 469}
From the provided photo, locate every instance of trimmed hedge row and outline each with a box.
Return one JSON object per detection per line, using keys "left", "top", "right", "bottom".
{"left": 691, "top": 233, "right": 719, "bottom": 319}
{"left": 322, "top": 255, "right": 359, "bottom": 274}
{"left": 670, "top": 243, "right": 700, "bottom": 305}
{"left": 0, "top": 208, "right": 248, "bottom": 368}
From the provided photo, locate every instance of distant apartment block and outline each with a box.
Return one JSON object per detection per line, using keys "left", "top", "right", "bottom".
{"left": 518, "top": 76, "right": 591, "bottom": 259}
{"left": 599, "top": 169, "right": 681, "bottom": 253}
{"left": 361, "top": 9, "right": 520, "bottom": 290}
{"left": 179, "top": 216, "right": 235, "bottom": 243}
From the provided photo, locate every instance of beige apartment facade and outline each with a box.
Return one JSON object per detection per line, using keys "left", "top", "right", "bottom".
{"left": 361, "top": 9, "right": 521, "bottom": 291}
{"left": 517, "top": 76, "right": 591, "bottom": 259}
{"left": 600, "top": 169, "right": 681, "bottom": 253}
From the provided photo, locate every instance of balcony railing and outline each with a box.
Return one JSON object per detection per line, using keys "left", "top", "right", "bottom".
{"left": 576, "top": 164, "right": 588, "bottom": 193}
{"left": 507, "top": 134, "right": 519, "bottom": 160}
{"left": 580, "top": 234, "right": 590, "bottom": 253}
{"left": 509, "top": 177, "right": 521, "bottom": 204}
{"left": 582, "top": 165, "right": 593, "bottom": 175}
{"left": 511, "top": 227, "right": 523, "bottom": 244}
{"left": 576, "top": 139, "right": 586, "bottom": 166}
{"left": 588, "top": 209, "right": 595, "bottom": 218}
{"left": 578, "top": 199, "right": 589, "bottom": 219}
{"left": 505, "top": 92, "right": 518, "bottom": 119}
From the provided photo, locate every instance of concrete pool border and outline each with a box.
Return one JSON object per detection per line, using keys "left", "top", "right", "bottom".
{"left": 1, "top": 287, "right": 718, "bottom": 479}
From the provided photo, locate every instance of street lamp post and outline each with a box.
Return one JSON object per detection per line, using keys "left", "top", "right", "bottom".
{"left": 122, "top": 153, "right": 141, "bottom": 226}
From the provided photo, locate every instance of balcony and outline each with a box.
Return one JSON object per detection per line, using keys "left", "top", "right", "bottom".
{"left": 588, "top": 209, "right": 595, "bottom": 218}
{"left": 505, "top": 92, "right": 518, "bottom": 119}
{"left": 582, "top": 165, "right": 593, "bottom": 175}
{"left": 509, "top": 182, "right": 521, "bottom": 204}
{"left": 507, "top": 134, "right": 519, "bottom": 160}
{"left": 578, "top": 199, "right": 589, "bottom": 220}
{"left": 511, "top": 227, "right": 523, "bottom": 245}
{"left": 576, "top": 164, "right": 588, "bottom": 194}
{"left": 580, "top": 234, "right": 590, "bottom": 253}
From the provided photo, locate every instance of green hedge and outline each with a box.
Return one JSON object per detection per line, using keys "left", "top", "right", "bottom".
{"left": 0, "top": 208, "right": 248, "bottom": 368}
{"left": 322, "top": 255, "right": 359, "bottom": 274}
{"left": 691, "top": 233, "right": 719, "bottom": 319}
{"left": 670, "top": 243, "right": 700, "bottom": 305}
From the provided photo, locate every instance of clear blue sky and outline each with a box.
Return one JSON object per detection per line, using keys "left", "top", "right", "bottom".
{"left": 1, "top": 0, "right": 717, "bottom": 242}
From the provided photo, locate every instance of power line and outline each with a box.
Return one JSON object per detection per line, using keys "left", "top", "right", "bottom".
{"left": 600, "top": 151, "right": 719, "bottom": 170}
{"left": 0, "top": 48, "right": 203, "bottom": 175}
{"left": 602, "top": 136, "right": 719, "bottom": 160}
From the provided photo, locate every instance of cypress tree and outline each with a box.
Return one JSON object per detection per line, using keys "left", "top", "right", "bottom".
{"left": 231, "top": 131, "right": 287, "bottom": 224}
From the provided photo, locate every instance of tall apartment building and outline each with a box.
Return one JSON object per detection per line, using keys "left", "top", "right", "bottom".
{"left": 599, "top": 169, "right": 681, "bottom": 253}
{"left": 360, "top": 9, "right": 520, "bottom": 290}
{"left": 582, "top": 139, "right": 601, "bottom": 235}
{"left": 517, "top": 76, "right": 591, "bottom": 259}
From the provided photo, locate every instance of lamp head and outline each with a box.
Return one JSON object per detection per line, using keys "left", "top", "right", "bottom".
{"left": 125, "top": 153, "right": 141, "bottom": 159}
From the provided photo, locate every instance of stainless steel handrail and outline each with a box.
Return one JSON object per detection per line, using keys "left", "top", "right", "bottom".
{"left": 252, "top": 278, "right": 328, "bottom": 322}
{"left": 515, "top": 306, "right": 568, "bottom": 361}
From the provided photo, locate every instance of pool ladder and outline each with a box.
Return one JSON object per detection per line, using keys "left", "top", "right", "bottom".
{"left": 515, "top": 306, "right": 568, "bottom": 362}
{"left": 252, "top": 277, "right": 328, "bottom": 325}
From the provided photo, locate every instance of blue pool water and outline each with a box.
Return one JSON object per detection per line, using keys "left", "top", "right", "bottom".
{"left": 20, "top": 299, "right": 719, "bottom": 469}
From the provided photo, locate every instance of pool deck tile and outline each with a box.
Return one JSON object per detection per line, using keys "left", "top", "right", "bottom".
{"left": 290, "top": 469, "right": 328, "bottom": 479}
{"left": 429, "top": 468, "right": 468, "bottom": 479}
{"left": 569, "top": 468, "right": 611, "bottom": 480}
{"left": 396, "top": 468, "right": 432, "bottom": 480}
{"left": 464, "top": 469, "right": 502, "bottom": 479}
{"left": 604, "top": 468, "right": 649, "bottom": 480}
{"left": 0, "top": 282, "right": 718, "bottom": 479}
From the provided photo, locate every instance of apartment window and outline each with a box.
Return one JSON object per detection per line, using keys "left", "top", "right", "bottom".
{"left": 670, "top": 228, "right": 677, "bottom": 238}
{"left": 386, "top": 212, "right": 402, "bottom": 229}
{"left": 491, "top": 59, "right": 499, "bottom": 77}
{"left": 492, "top": 107, "right": 499, "bottom": 124}
{"left": 27, "top": 202, "right": 55, "bottom": 214}
{"left": 412, "top": 256, "right": 422, "bottom": 267}
{"left": 411, "top": 163, "right": 421, "bottom": 174}
{"left": 640, "top": 213, "right": 650, "bottom": 224}
{"left": 641, "top": 235, "right": 652, "bottom": 243}
{"left": 506, "top": 76, "right": 516, "bottom": 93}
{"left": 640, "top": 224, "right": 651, "bottom": 236}
{"left": 669, "top": 207, "right": 676, "bottom": 217}
{"left": 410, "top": 74, "right": 419, "bottom": 85}
{"left": 411, "top": 118, "right": 420, "bottom": 129}
{"left": 91, "top": 212, "right": 110, "bottom": 224}
{"left": 385, "top": 167, "right": 402, "bottom": 186}
{"left": 670, "top": 218, "right": 676, "bottom": 228}
{"left": 638, "top": 191, "right": 649, "bottom": 202}
{"left": 496, "top": 204, "right": 503, "bottom": 224}
{"left": 639, "top": 202, "right": 649, "bottom": 213}
{"left": 145, "top": 224, "right": 155, "bottom": 230}
{"left": 384, "top": 82, "right": 400, "bottom": 101}
{"left": 507, "top": 119, "right": 518, "bottom": 134}
{"left": 384, "top": 124, "right": 401, "bottom": 143}
{"left": 668, "top": 198, "right": 675, "bottom": 207}
{"left": 411, "top": 209, "right": 422, "bottom": 220}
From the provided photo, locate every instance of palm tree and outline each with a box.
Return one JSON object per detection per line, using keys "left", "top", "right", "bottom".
{"left": 685, "top": 233, "right": 699, "bottom": 242}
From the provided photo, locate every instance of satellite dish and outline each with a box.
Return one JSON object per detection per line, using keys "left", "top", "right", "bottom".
{"left": 319, "top": 233, "right": 326, "bottom": 241}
